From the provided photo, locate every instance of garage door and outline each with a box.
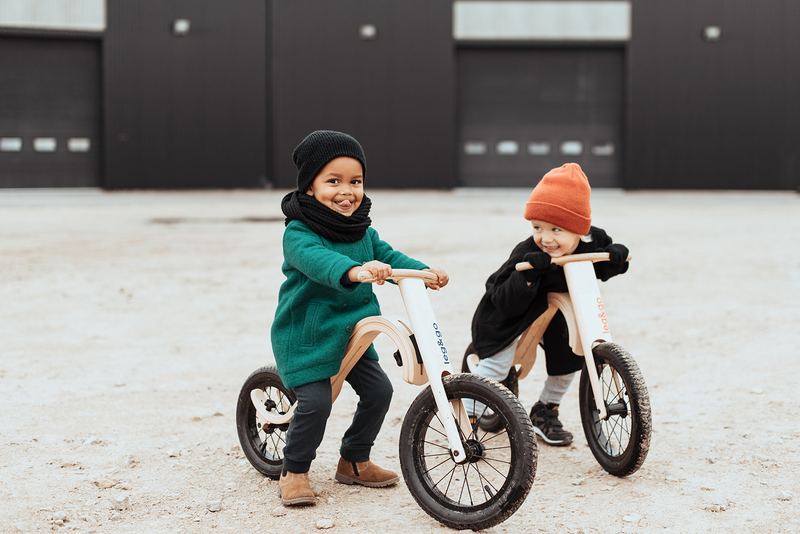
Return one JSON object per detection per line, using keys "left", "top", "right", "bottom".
{"left": 0, "top": 36, "right": 101, "bottom": 188}
{"left": 457, "top": 48, "right": 623, "bottom": 188}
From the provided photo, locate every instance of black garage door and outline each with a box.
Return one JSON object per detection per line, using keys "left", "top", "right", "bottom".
{"left": 0, "top": 36, "right": 101, "bottom": 188}
{"left": 457, "top": 48, "right": 624, "bottom": 188}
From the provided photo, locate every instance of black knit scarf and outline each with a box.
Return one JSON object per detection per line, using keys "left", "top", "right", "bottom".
{"left": 281, "top": 191, "right": 372, "bottom": 243}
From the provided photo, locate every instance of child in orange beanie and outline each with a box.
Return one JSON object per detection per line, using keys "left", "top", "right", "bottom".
{"left": 468, "top": 163, "right": 629, "bottom": 446}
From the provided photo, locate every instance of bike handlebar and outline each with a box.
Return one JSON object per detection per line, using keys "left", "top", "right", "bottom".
{"left": 357, "top": 268, "right": 439, "bottom": 283}
{"left": 515, "top": 252, "right": 632, "bottom": 271}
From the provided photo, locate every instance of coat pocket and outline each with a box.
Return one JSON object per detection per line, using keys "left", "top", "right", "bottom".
{"left": 300, "top": 302, "right": 321, "bottom": 348}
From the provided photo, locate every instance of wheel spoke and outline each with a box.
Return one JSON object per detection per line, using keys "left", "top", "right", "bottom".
{"left": 472, "top": 461, "right": 501, "bottom": 498}
{"left": 438, "top": 462, "right": 459, "bottom": 496}
{"left": 476, "top": 430, "right": 509, "bottom": 445}
{"left": 457, "top": 401, "right": 485, "bottom": 442}
{"left": 421, "top": 451, "right": 452, "bottom": 459}
{"left": 425, "top": 454, "right": 459, "bottom": 478}
{"left": 478, "top": 454, "right": 513, "bottom": 466}
{"left": 421, "top": 439, "right": 451, "bottom": 452}
{"left": 480, "top": 444, "right": 512, "bottom": 453}
{"left": 474, "top": 453, "right": 512, "bottom": 472}
{"left": 458, "top": 462, "right": 474, "bottom": 506}
{"left": 430, "top": 413, "right": 450, "bottom": 439}
{"left": 270, "top": 431, "right": 286, "bottom": 457}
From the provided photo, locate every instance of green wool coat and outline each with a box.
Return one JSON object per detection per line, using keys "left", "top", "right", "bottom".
{"left": 271, "top": 220, "right": 428, "bottom": 389}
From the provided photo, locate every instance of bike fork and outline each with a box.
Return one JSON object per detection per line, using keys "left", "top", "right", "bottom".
{"left": 563, "top": 261, "right": 611, "bottom": 421}
{"left": 397, "top": 278, "right": 468, "bottom": 463}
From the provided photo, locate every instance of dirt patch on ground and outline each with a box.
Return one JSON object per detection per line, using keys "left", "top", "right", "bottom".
{"left": 1, "top": 189, "right": 799, "bottom": 533}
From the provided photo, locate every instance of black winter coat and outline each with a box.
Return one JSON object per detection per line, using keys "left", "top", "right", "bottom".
{"left": 471, "top": 227, "right": 628, "bottom": 359}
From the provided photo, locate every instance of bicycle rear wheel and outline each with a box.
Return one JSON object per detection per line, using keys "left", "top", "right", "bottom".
{"left": 578, "top": 343, "right": 651, "bottom": 477}
{"left": 399, "top": 374, "right": 536, "bottom": 530}
{"left": 235, "top": 365, "right": 295, "bottom": 480}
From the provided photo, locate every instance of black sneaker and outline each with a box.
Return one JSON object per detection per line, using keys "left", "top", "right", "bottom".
{"left": 529, "top": 401, "right": 573, "bottom": 446}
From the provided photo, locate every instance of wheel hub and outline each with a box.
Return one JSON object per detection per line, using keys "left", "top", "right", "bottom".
{"left": 257, "top": 399, "right": 290, "bottom": 433}
{"left": 605, "top": 399, "right": 629, "bottom": 418}
{"left": 462, "top": 439, "right": 485, "bottom": 463}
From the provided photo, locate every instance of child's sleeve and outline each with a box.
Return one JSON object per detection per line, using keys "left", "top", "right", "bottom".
{"left": 283, "top": 223, "right": 360, "bottom": 290}
{"left": 485, "top": 243, "right": 543, "bottom": 318}
{"left": 591, "top": 228, "right": 630, "bottom": 281}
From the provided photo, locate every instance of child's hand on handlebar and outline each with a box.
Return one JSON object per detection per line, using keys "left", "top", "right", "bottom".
{"left": 423, "top": 267, "right": 449, "bottom": 291}
{"left": 521, "top": 251, "right": 556, "bottom": 284}
{"left": 523, "top": 251, "right": 552, "bottom": 271}
{"left": 353, "top": 260, "right": 392, "bottom": 285}
{"left": 603, "top": 244, "right": 629, "bottom": 265}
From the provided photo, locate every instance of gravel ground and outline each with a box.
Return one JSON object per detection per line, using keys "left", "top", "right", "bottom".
{"left": 1, "top": 188, "right": 799, "bottom": 534}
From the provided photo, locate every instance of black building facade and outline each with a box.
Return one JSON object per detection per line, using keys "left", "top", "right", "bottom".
{"left": 1, "top": 0, "right": 798, "bottom": 190}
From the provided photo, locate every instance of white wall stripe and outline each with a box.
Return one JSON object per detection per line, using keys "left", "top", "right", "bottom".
{"left": 454, "top": 1, "right": 631, "bottom": 41}
{"left": 0, "top": 0, "right": 105, "bottom": 32}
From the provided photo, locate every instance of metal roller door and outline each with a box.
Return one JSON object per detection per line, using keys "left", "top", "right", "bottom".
{"left": 0, "top": 36, "right": 101, "bottom": 188}
{"left": 457, "top": 48, "right": 624, "bottom": 188}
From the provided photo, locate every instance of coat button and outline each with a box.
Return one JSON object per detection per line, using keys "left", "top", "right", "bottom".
{"left": 342, "top": 303, "right": 348, "bottom": 309}
{"left": 362, "top": 298, "right": 370, "bottom": 305}
{"left": 346, "top": 325, "right": 353, "bottom": 333}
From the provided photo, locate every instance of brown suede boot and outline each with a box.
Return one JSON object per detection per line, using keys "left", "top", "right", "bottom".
{"left": 278, "top": 469, "right": 316, "bottom": 506}
{"left": 334, "top": 458, "right": 400, "bottom": 488}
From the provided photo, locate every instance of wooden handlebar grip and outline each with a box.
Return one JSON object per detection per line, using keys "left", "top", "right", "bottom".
{"left": 358, "top": 269, "right": 439, "bottom": 283}
{"left": 515, "top": 252, "right": 632, "bottom": 271}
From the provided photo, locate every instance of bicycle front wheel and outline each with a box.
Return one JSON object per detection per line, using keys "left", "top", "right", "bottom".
{"left": 579, "top": 342, "right": 651, "bottom": 477}
{"left": 235, "top": 365, "right": 295, "bottom": 480}
{"left": 399, "top": 374, "right": 537, "bottom": 531}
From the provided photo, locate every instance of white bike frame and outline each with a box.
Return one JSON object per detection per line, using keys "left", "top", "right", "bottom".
{"left": 251, "top": 269, "right": 468, "bottom": 463}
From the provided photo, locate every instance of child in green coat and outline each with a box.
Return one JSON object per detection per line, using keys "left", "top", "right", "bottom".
{"left": 272, "top": 130, "right": 448, "bottom": 506}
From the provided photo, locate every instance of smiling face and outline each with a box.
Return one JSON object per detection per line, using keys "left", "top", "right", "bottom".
{"left": 530, "top": 219, "right": 581, "bottom": 258}
{"left": 305, "top": 156, "right": 364, "bottom": 216}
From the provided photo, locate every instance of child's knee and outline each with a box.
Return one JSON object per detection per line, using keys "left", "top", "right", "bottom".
{"left": 305, "top": 396, "right": 333, "bottom": 418}
{"left": 295, "top": 381, "right": 334, "bottom": 418}
{"left": 366, "top": 379, "right": 393, "bottom": 408}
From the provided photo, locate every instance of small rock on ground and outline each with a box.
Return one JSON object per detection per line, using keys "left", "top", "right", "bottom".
{"left": 95, "top": 478, "right": 118, "bottom": 489}
{"left": 316, "top": 518, "right": 335, "bottom": 529}
{"left": 111, "top": 495, "right": 130, "bottom": 511}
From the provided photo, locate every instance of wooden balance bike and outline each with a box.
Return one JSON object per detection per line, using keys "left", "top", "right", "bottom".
{"left": 462, "top": 253, "right": 652, "bottom": 477}
{"left": 236, "top": 270, "right": 537, "bottom": 530}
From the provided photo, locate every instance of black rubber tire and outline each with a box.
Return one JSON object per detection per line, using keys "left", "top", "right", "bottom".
{"left": 399, "top": 374, "right": 537, "bottom": 531}
{"left": 235, "top": 365, "right": 295, "bottom": 480}
{"left": 461, "top": 343, "right": 519, "bottom": 433}
{"left": 578, "top": 342, "right": 651, "bottom": 477}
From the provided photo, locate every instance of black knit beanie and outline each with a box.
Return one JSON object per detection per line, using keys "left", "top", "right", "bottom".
{"left": 292, "top": 130, "right": 367, "bottom": 193}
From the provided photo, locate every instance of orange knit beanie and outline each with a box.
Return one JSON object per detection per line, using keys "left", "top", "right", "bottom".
{"left": 523, "top": 163, "right": 592, "bottom": 235}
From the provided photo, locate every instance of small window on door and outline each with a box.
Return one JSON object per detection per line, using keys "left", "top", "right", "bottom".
{"left": 464, "top": 141, "right": 488, "bottom": 155}
{"left": 496, "top": 140, "right": 519, "bottom": 155}
{"left": 68, "top": 138, "right": 92, "bottom": 153}
{"left": 527, "top": 141, "right": 551, "bottom": 156}
{"left": 33, "top": 138, "right": 57, "bottom": 152}
{"left": 559, "top": 140, "right": 583, "bottom": 156}
{"left": 0, "top": 138, "right": 22, "bottom": 152}
{"left": 591, "top": 143, "right": 615, "bottom": 156}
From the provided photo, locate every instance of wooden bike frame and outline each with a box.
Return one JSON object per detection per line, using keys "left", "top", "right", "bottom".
{"left": 251, "top": 269, "right": 469, "bottom": 463}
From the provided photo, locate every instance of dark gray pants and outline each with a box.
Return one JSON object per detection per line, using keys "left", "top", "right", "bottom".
{"left": 282, "top": 357, "right": 393, "bottom": 474}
